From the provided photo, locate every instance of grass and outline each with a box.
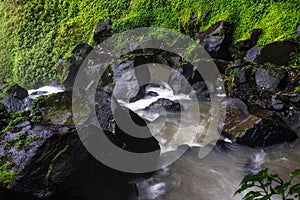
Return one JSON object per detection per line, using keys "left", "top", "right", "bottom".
{"left": 0, "top": 0, "right": 299, "bottom": 87}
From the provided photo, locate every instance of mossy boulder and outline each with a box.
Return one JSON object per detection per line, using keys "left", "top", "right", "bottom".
{"left": 31, "top": 91, "right": 73, "bottom": 125}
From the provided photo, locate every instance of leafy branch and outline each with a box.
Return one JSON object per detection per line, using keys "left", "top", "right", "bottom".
{"left": 234, "top": 168, "right": 300, "bottom": 200}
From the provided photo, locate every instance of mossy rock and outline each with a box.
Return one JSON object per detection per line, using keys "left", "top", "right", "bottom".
{"left": 31, "top": 91, "right": 74, "bottom": 125}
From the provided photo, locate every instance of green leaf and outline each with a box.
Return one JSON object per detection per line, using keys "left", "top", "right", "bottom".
{"left": 290, "top": 169, "right": 300, "bottom": 178}
{"left": 234, "top": 182, "right": 255, "bottom": 195}
{"left": 257, "top": 194, "right": 272, "bottom": 200}
{"left": 290, "top": 183, "right": 300, "bottom": 194}
{"left": 242, "top": 191, "right": 262, "bottom": 200}
{"left": 274, "top": 182, "right": 290, "bottom": 195}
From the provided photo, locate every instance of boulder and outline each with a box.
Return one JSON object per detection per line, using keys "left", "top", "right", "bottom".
{"left": 168, "top": 70, "right": 191, "bottom": 95}
{"left": 237, "top": 29, "right": 262, "bottom": 51}
{"left": 63, "top": 43, "right": 93, "bottom": 89}
{"left": 2, "top": 96, "right": 25, "bottom": 113}
{"left": 93, "top": 20, "right": 112, "bottom": 44}
{"left": 95, "top": 89, "right": 115, "bottom": 133}
{"left": 32, "top": 91, "right": 91, "bottom": 126}
{"left": 214, "top": 59, "right": 231, "bottom": 73}
{"left": 254, "top": 67, "right": 285, "bottom": 91}
{"left": 220, "top": 98, "right": 250, "bottom": 128}
{"left": 146, "top": 91, "right": 159, "bottom": 97}
{"left": 0, "top": 123, "right": 136, "bottom": 200}
{"left": 114, "top": 106, "right": 161, "bottom": 154}
{"left": 0, "top": 102, "right": 9, "bottom": 131}
{"left": 196, "top": 21, "right": 234, "bottom": 60}
{"left": 191, "top": 81, "right": 210, "bottom": 101}
{"left": 246, "top": 39, "right": 298, "bottom": 66}
{"left": 113, "top": 70, "right": 141, "bottom": 103}
{"left": 112, "top": 58, "right": 135, "bottom": 82}
{"left": 221, "top": 98, "right": 298, "bottom": 147}
{"left": 6, "top": 84, "right": 28, "bottom": 100}
{"left": 144, "top": 98, "right": 181, "bottom": 113}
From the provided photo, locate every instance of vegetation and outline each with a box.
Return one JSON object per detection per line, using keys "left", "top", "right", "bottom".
{"left": 0, "top": 163, "right": 18, "bottom": 188}
{"left": 0, "top": 0, "right": 299, "bottom": 87}
{"left": 235, "top": 168, "right": 300, "bottom": 200}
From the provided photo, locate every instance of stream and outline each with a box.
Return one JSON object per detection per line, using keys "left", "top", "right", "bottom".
{"left": 28, "top": 84, "right": 300, "bottom": 200}
{"left": 120, "top": 85, "right": 300, "bottom": 200}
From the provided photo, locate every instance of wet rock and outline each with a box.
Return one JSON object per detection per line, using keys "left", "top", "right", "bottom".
{"left": 232, "top": 59, "right": 246, "bottom": 68}
{"left": 113, "top": 70, "right": 141, "bottom": 102}
{"left": 95, "top": 90, "right": 115, "bottom": 133}
{"left": 112, "top": 59, "right": 135, "bottom": 82}
{"left": 221, "top": 98, "right": 298, "bottom": 147}
{"left": 181, "top": 63, "right": 194, "bottom": 82}
{"left": 192, "top": 81, "right": 210, "bottom": 101}
{"left": 144, "top": 98, "right": 181, "bottom": 113}
{"left": 146, "top": 91, "right": 159, "bottom": 97}
{"left": 3, "top": 124, "right": 135, "bottom": 200}
{"left": 237, "top": 29, "right": 262, "bottom": 51}
{"left": 168, "top": 70, "right": 191, "bottom": 95}
{"left": 246, "top": 39, "right": 298, "bottom": 66}
{"left": 0, "top": 102, "right": 9, "bottom": 131}
{"left": 214, "top": 59, "right": 231, "bottom": 73}
{"left": 93, "top": 20, "right": 112, "bottom": 44}
{"left": 276, "top": 108, "right": 300, "bottom": 134}
{"left": 2, "top": 96, "right": 25, "bottom": 112}
{"left": 228, "top": 68, "right": 257, "bottom": 102}
{"left": 31, "top": 91, "right": 78, "bottom": 125}
{"left": 297, "top": 24, "right": 300, "bottom": 38}
{"left": 6, "top": 84, "right": 28, "bottom": 100}
{"left": 255, "top": 67, "right": 285, "bottom": 91}
{"left": 220, "top": 98, "right": 250, "bottom": 128}
{"left": 63, "top": 43, "right": 93, "bottom": 89}
{"left": 114, "top": 106, "right": 161, "bottom": 154}
{"left": 196, "top": 21, "right": 234, "bottom": 60}
{"left": 0, "top": 186, "right": 37, "bottom": 200}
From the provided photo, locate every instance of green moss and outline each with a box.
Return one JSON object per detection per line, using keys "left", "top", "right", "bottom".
{"left": 7, "top": 133, "right": 36, "bottom": 150}
{"left": 0, "top": 0, "right": 299, "bottom": 87}
{"left": 0, "top": 163, "right": 18, "bottom": 188}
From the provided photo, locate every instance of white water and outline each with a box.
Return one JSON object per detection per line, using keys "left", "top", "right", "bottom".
{"left": 120, "top": 85, "right": 300, "bottom": 200}
{"left": 28, "top": 85, "right": 64, "bottom": 99}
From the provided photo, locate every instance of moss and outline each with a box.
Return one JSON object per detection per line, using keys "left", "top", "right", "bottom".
{"left": 0, "top": 163, "right": 18, "bottom": 188}
{"left": 0, "top": 0, "right": 299, "bottom": 87}
{"left": 7, "top": 134, "right": 36, "bottom": 150}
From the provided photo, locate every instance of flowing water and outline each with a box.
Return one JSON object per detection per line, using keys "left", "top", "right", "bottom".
{"left": 120, "top": 85, "right": 300, "bottom": 200}
{"left": 28, "top": 84, "right": 300, "bottom": 200}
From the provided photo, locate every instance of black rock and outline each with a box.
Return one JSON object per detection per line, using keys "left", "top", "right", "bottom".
{"left": 2, "top": 96, "right": 25, "bottom": 112}
{"left": 93, "top": 20, "right": 112, "bottom": 44}
{"left": 192, "top": 81, "right": 210, "bottom": 101}
{"left": 196, "top": 21, "right": 234, "bottom": 60}
{"left": 297, "top": 24, "right": 300, "bottom": 38}
{"left": 246, "top": 39, "right": 298, "bottom": 66}
{"left": 146, "top": 91, "right": 159, "bottom": 97}
{"left": 63, "top": 43, "right": 93, "bottom": 89}
{"left": 6, "top": 84, "right": 28, "bottom": 100}
{"left": 214, "top": 59, "right": 231, "bottom": 73}
{"left": 254, "top": 67, "right": 285, "bottom": 91}
{"left": 114, "top": 106, "right": 161, "bottom": 154}
{"left": 112, "top": 59, "right": 134, "bottom": 81}
{"left": 191, "top": 14, "right": 198, "bottom": 20}
{"left": 95, "top": 89, "right": 115, "bottom": 133}
{"left": 221, "top": 98, "right": 298, "bottom": 147}
{"left": 237, "top": 29, "right": 262, "bottom": 51}
{"left": 144, "top": 98, "right": 181, "bottom": 112}
{"left": 202, "top": 10, "right": 211, "bottom": 19}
